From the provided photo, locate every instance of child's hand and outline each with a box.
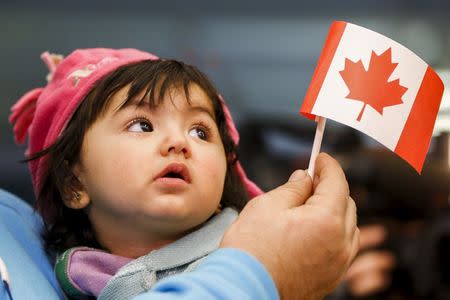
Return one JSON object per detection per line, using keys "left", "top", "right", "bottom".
{"left": 221, "top": 153, "right": 359, "bottom": 300}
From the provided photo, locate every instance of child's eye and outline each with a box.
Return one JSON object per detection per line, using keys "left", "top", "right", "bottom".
{"left": 189, "top": 126, "right": 209, "bottom": 140}
{"left": 128, "top": 120, "right": 153, "bottom": 132}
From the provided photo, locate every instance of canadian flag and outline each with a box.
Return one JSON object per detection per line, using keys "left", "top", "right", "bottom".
{"left": 300, "top": 21, "right": 444, "bottom": 173}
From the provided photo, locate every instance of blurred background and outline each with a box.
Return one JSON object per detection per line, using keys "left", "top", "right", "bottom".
{"left": 1, "top": 1, "right": 450, "bottom": 299}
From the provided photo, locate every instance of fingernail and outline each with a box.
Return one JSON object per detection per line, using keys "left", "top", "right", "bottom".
{"left": 288, "top": 170, "right": 308, "bottom": 182}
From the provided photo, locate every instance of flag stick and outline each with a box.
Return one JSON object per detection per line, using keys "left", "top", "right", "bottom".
{"left": 307, "top": 116, "right": 327, "bottom": 177}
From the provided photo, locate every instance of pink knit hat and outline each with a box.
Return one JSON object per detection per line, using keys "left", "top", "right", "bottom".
{"left": 10, "top": 48, "right": 262, "bottom": 204}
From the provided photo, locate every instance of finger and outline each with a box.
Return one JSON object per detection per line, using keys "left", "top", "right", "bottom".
{"left": 340, "top": 226, "right": 359, "bottom": 286}
{"left": 345, "top": 196, "right": 358, "bottom": 244}
{"left": 350, "top": 227, "right": 360, "bottom": 266}
{"left": 359, "top": 224, "right": 387, "bottom": 250}
{"left": 346, "top": 251, "right": 396, "bottom": 280}
{"left": 262, "top": 169, "right": 313, "bottom": 209}
{"left": 349, "top": 272, "right": 391, "bottom": 297}
{"left": 308, "top": 153, "right": 350, "bottom": 214}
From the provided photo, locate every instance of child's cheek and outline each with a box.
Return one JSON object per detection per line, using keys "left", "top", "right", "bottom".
{"left": 200, "top": 156, "right": 226, "bottom": 179}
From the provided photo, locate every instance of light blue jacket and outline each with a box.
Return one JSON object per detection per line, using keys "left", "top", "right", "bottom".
{"left": 0, "top": 189, "right": 278, "bottom": 300}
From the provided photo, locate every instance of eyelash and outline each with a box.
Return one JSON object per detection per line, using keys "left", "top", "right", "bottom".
{"left": 127, "top": 115, "right": 153, "bottom": 132}
{"left": 191, "top": 121, "right": 213, "bottom": 140}
{"left": 126, "top": 115, "right": 214, "bottom": 140}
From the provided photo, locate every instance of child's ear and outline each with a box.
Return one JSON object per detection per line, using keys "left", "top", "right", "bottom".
{"left": 63, "top": 190, "right": 90, "bottom": 210}
{"left": 63, "top": 161, "right": 91, "bottom": 210}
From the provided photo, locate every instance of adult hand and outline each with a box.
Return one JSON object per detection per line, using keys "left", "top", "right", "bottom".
{"left": 345, "top": 224, "right": 395, "bottom": 297}
{"left": 221, "top": 153, "right": 359, "bottom": 300}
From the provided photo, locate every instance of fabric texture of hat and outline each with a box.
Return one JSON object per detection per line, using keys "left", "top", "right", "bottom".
{"left": 9, "top": 48, "right": 262, "bottom": 219}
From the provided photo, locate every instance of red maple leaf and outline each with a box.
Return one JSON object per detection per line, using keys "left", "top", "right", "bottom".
{"left": 339, "top": 48, "right": 408, "bottom": 121}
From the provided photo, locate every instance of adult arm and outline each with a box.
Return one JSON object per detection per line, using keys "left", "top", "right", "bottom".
{"left": 133, "top": 248, "right": 278, "bottom": 300}
{"left": 0, "top": 189, "right": 64, "bottom": 300}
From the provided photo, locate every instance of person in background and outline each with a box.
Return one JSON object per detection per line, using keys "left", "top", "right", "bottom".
{"left": 345, "top": 225, "right": 395, "bottom": 297}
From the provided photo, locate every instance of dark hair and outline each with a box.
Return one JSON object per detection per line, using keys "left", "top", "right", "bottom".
{"left": 30, "top": 59, "right": 249, "bottom": 254}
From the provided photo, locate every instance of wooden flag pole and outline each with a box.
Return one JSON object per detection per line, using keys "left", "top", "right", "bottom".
{"left": 307, "top": 116, "right": 327, "bottom": 177}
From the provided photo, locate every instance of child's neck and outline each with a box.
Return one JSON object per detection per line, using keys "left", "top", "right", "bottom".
{"left": 88, "top": 209, "right": 201, "bottom": 258}
{"left": 104, "top": 238, "right": 179, "bottom": 258}
{"left": 92, "top": 221, "right": 189, "bottom": 258}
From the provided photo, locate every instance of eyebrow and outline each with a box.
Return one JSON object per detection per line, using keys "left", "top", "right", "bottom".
{"left": 188, "top": 105, "right": 216, "bottom": 121}
{"left": 112, "top": 98, "right": 216, "bottom": 121}
{"left": 112, "top": 97, "right": 144, "bottom": 114}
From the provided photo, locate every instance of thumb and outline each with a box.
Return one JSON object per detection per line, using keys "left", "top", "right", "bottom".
{"left": 264, "top": 169, "right": 313, "bottom": 209}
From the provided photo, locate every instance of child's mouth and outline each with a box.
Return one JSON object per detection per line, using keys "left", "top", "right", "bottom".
{"left": 155, "top": 163, "right": 191, "bottom": 183}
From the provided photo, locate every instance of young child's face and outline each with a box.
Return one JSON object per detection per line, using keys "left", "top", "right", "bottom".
{"left": 70, "top": 83, "right": 227, "bottom": 255}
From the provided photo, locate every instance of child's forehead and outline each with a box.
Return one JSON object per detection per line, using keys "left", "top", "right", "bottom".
{"left": 109, "top": 82, "right": 215, "bottom": 115}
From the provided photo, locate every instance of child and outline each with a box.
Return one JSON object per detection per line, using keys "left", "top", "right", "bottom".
{"left": 10, "top": 48, "right": 263, "bottom": 299}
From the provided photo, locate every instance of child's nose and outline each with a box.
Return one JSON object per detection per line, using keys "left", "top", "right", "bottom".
{"left": 160, "top": 133, "right": 191, "bottom": 158}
